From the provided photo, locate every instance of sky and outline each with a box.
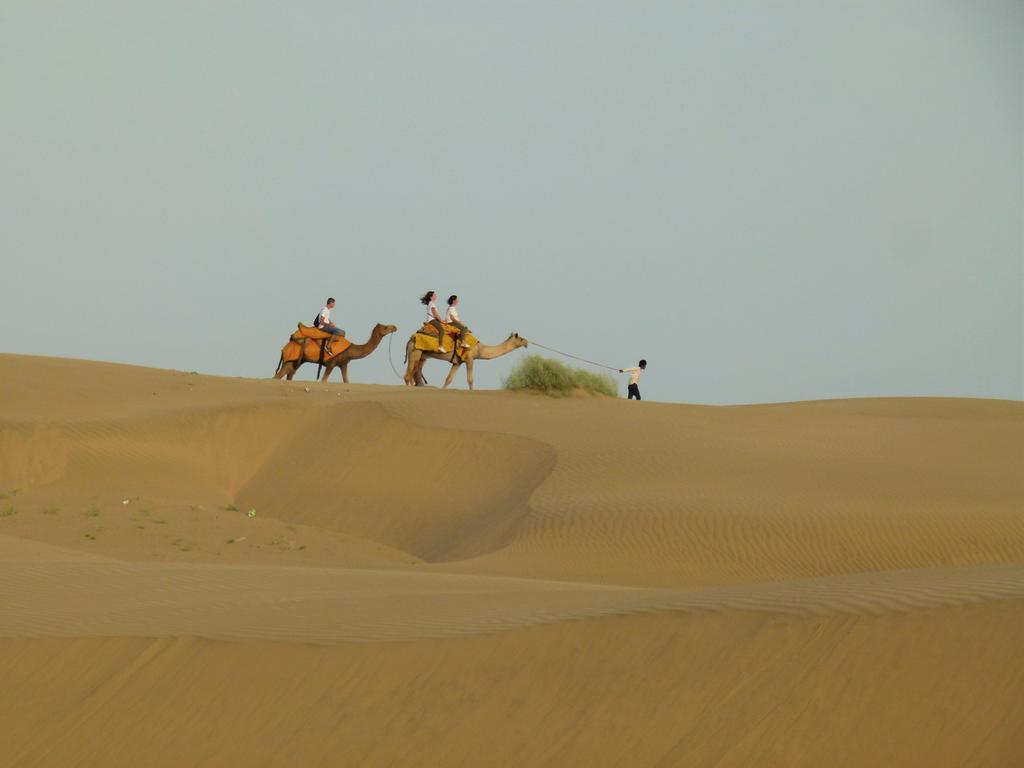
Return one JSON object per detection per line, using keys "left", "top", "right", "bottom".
{"left": 1, "top": 1, "right": 1021, "bottom": 404}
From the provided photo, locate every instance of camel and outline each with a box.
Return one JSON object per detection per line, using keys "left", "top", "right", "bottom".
{"left": 274, "top": 323, "right": 397, "bottom": 383}
{"left": 404, "top": 332, "right": 528, "bottom": 390}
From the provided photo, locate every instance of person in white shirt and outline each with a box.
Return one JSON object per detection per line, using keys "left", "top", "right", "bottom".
{"left": 619, "top": 359, "right": 647, "bottom": 400}
{"left": 445, "top": 295, "right": 470, "bottom": 349}
{"left": 314, "top": 297, "right": 345, "bottom": 355}
{"left": 420, "top": 290, "right": 449, "bottom": 354}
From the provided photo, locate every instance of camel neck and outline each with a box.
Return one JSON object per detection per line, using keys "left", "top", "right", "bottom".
{"left": 348, "top": 329, "right": 384, "bottom": 359}
{"left": 475, "top": 340, "right": 517, "bottom": 360}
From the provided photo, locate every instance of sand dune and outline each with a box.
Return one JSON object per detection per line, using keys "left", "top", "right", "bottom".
{"left": 1, "top": 353, "right": 1023, "bottom": 766}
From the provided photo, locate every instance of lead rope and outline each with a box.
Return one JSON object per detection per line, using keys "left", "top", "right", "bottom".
{"left": 387, "top": 332, "right": 404, "bottom": 381}
{"left": 527, "top": 340, "right": 619, "bottom": 372}
{"left": 391, "top": 331, "right": 612, "bottom": 385}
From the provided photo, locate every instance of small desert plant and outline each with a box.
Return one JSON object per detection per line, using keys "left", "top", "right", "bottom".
{"left": 85, "top": 505, "right": 101, "bottom": 518}
{"left": 43, "top": 506, "right": 59, "bottom": 515}
{"left": 503, "top": 355, "right": 618, "bottom": 398}
{"left": 173, "top": 538, "right": 193, "bottom": 552}
{"left": 1, "top": 506, "right": 16, "bottom": 517}
{"left": 223, "top": 504, "right": 239, "bottom": 512}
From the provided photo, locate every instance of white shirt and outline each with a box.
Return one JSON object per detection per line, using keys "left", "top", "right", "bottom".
{"left": 446, "top": 306, "right": 460, "bottom": 323}
{"left": 623, "top": 367, "right": 643, "bottom": 385}
{"left": 320, "top": 306, "right": 332, "bottom": 325}
{"left": 427, "top": 302, "right": 440, "bottom": 322}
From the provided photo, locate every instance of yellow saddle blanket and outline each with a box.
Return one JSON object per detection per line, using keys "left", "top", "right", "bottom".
{"left": 414, "top": 322, "right": 478, "bottom": 360}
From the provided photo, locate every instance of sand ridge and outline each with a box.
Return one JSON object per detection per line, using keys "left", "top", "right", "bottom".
{"left": 1, "top": 354, "right": 1023, "bottom": 766}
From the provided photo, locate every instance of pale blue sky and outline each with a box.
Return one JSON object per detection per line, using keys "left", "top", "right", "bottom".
{"left": 2, "top": 1, "right": 1021, "bottom": 403}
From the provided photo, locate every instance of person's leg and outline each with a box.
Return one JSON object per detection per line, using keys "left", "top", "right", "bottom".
{"left": 628, "top": 383, "right": 640, "bottom": 400}
{"left": 324, "top": 325, "right": 343, "bottom": 354}
{"left": 451, "top": 321, "right": 469, "bottom": 346}
{"left": 430, "top": 319, "right": 448, "bottom": 351}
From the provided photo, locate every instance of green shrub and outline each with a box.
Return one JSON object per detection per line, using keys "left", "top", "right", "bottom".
{"left": 503, "top": 355, "right": 618, "bottom": 398}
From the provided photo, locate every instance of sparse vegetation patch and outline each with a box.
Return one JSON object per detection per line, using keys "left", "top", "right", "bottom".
{"left": 503, "top": 355, "right": 618, "bottom": 397}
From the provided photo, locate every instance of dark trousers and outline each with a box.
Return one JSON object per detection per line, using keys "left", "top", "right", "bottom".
{"left": 448, "top": 320, "right": 468, "bottom": 342}
{"left": 628, "top": 383, "right": 641, "bottom": 400}
{"left": 428, "top": 319, "right": 448, "bottom": 348}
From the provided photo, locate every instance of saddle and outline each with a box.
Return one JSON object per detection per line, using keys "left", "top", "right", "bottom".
{"left": 281, "top": 323, "right": 351, "bottom": 364}
{"left": 414, "top": 322, "right": 478, "bottom": 361}
{"left": 291, "top": 323, "right": 343, "bottom": 342}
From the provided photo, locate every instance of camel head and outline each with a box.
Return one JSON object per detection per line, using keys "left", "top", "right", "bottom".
{"left": 509, "top": 332, "right": 528, "bottom": 349}
{"left": 374, "top": 323, "right": 398, "bottom": 337}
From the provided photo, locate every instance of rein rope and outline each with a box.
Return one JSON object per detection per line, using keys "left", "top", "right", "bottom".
{"left": 387, "top": 332, "right": 404, "bottom": 381}
{"left": 527, "top": 340, "right": 620, "bottom": 372}
{"left": 389, "top": 330, "right": 614, "bottom": 385}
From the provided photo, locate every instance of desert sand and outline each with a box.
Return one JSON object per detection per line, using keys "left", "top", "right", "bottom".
{"left": 1, "top": 353, "right": 1023, "bottom": 767}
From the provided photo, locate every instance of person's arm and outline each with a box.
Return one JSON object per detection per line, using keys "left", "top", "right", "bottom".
{"left": 620, "top": 366, "right": 639, "bottom": 374}
{"left": 431, "top": 305, "right": 444, "bottom": 322}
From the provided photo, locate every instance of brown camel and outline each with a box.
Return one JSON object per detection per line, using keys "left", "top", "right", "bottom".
{"left": 274, "top": 323, "right": 397, "bottom": 383}
{"left": 404, "top": 332, "right": 528, "bottom": 390}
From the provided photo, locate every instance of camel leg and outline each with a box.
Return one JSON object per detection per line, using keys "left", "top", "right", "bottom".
{"left": 285, "top": 362, "right": 299, "bottom": 381}
{"left": 465, "top": 358, "right": 475, "bottom": 390}
{"left": 414, "top": 361, "right": 427, "bottom": 386}
{"left": 321, "top": 362, "right": 334, "bottom": 383}
{"left": 340, "top": 361, "right": 350, "bottom": 384}
{"left": 442, "top": 363, "right": 460, "bottom": 389}
{"left": 404, "top": 349, "right": 416, "bottom": 386}
{"left": 405, "top": 350, "right": 425, "bottom": 385}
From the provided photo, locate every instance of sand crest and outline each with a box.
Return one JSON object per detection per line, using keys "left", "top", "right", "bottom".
{"left": 1, "top": 353, "right": 1022, "bottom": 766}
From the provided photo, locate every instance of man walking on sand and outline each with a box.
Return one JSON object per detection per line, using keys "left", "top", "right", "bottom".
{"left": 620, "top": 359, "right": 647, "bottom": 401}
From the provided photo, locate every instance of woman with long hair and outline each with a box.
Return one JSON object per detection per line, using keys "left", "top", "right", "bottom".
{"left": 420, "top": 290, "right": 450, "bottom": 354}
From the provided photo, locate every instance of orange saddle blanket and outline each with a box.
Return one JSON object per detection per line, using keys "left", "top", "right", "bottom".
{"left": 281, "top": 324, "right": 351, "bottom": 363}
{"left": 291, "top": 323, "right": 343, "bottom": 342}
